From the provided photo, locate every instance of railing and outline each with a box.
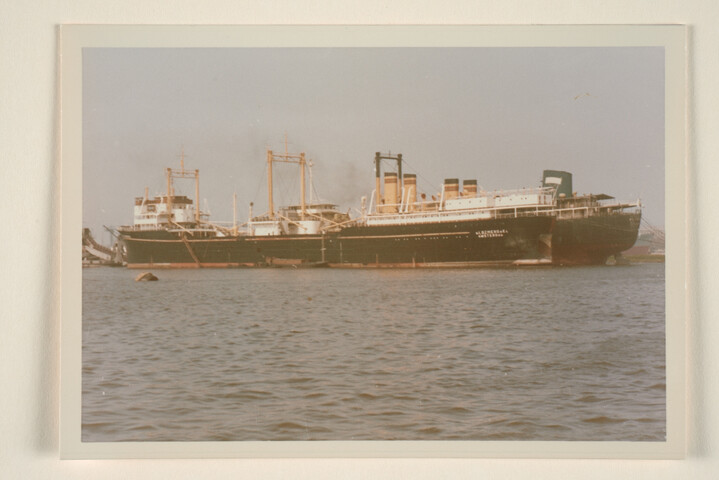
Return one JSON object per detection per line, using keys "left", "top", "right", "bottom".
{"left": 370, "top": 186, "right": 559, "bottom": 214}
{"left": 362, "top": 205, "right": 554, "bottom": 226}
{"left": 359, "top": 200, "right": 640, "bottom": 226}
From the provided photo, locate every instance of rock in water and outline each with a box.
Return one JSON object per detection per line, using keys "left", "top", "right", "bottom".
{"left": 135, "top": 272, "right": 158, "bottom": 282}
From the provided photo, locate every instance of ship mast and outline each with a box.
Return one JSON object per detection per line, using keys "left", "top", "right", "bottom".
{"left": 308, "top": 158, "right": 314, "bottom": 205}
{"left": 165, "top": 148, "right": 201, "bottom": 224}
{"left": 166, "top": 167, "right": 172, "bottom": 222}
{"left": 266, "top": 136, "right": 307, "bottom": 220}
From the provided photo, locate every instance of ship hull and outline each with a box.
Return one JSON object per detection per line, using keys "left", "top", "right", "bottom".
{"left": 121, "top": 216, "right": 554, "bottom": 268}
{"left": 331, "top": 217, "right": 552, "bottom": 265}
{"left": 551, "top": 212, "right": 642, "bottom": 265}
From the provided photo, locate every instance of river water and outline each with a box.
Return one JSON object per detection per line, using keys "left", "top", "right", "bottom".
{"left": 82, "top": 264, "right": 665, "bottom": 442}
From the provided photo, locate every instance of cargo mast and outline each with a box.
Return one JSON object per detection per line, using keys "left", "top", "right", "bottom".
{"left": 165, "top": 148, "right": 200, "bottom": 224}
{"left": 266, "top": 137, "right": 307, "bottom": 220}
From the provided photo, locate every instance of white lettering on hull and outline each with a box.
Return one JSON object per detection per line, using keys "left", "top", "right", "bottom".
{"left": 475, "top": 229, "right": 509, "bottom": 238}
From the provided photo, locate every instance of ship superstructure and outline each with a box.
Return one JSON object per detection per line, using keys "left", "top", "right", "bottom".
{"left": 117, "top": 152, "right": 222, "bottom": 240}
{"left": 246, "top": 147, "right": 350, "bottom": 237}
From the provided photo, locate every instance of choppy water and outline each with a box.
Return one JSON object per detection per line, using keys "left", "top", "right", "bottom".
{"left": 82, "top": 264, "right": 665, "bottom": 442}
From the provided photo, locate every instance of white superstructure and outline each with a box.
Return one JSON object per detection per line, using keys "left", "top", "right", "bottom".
{"left": 248, "top": 203, "right": 350, "bottom": 236}
{"left": 129, "top": 194, "right": 208, "bottom": 231}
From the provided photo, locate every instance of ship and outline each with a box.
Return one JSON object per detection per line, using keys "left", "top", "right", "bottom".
{"left": 117, "top": 147, "right": 640, "bottom": 268}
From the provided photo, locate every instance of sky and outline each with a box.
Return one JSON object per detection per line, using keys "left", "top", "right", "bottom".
{"left": 83, "top": 47, "right": 665, "bottom": 244}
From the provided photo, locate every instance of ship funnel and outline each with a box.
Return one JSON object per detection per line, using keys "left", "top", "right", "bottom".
{"left": 444, "top": 178, "right": 459, "bottom": 201}
{"left": 403, "top": 173, "right": 417, "bottom": 212}
{"left": 542, "top": 170, "right": 573, "bottom": 198}
{"left": 462, "top": 179, "right": 477, "bottom": 198}
{"left": 383, "top": 172, "right": 399, "bottom": 213}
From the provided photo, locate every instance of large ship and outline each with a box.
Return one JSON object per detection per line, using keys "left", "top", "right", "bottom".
{"left": 117, "top": 147, "right": 640, "bottom": 268}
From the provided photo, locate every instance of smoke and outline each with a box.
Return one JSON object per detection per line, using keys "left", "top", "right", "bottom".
{"left": 313, "top": 160, "right": 368, "bottom": 212}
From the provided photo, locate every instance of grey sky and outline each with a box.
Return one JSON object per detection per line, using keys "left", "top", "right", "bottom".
{"left": 83, "top": 47, "right": 664, "bottom": 242}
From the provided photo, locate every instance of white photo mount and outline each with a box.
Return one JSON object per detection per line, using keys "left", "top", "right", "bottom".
{"left": 60, "top": 25, "right": 687, "bottom": 459}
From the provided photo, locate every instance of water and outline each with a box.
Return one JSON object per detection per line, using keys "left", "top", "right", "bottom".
{"left": 82, "top": 264, "right": 665, "bottom": 442}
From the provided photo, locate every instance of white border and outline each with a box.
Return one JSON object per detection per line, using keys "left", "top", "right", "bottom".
{"left": 60, "top": 25, "right": 686, "bottom": 459}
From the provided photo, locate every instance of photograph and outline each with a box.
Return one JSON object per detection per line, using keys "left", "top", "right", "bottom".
{"left": 63, "top": 25, "right": 685, "bottom": 457}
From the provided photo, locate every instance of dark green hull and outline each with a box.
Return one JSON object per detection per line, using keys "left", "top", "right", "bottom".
{"left": 551, "top": 212, "right": 642, "bottom": 265}
{"left": 120, "top": 216, "right": 554, "bottom": 268}
{"left": 120, "top": 211, "right": 641, "bottom": 268}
